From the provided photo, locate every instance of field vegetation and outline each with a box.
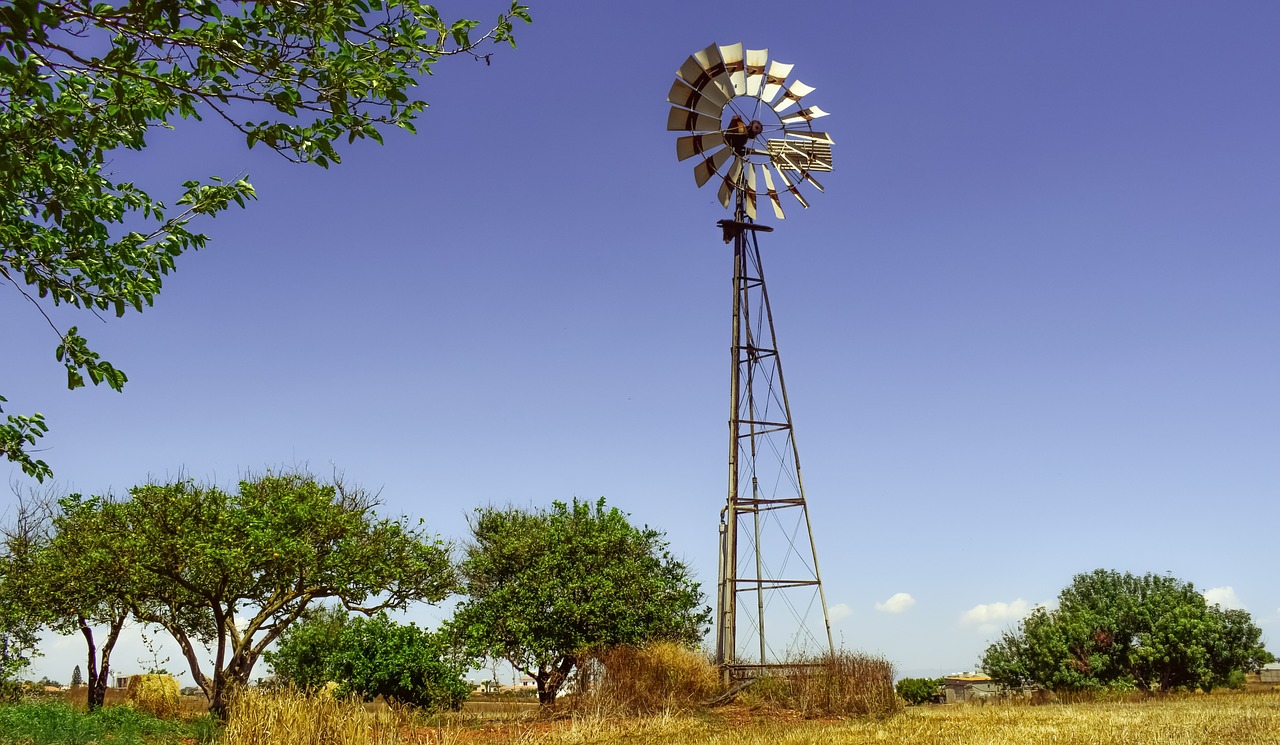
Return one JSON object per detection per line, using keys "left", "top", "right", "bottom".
{"left": 4, "top": 685, "right": 1280, "bottom": 744}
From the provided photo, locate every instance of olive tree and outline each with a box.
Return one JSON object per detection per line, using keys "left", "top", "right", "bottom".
{"left": 94, "top": 471, "right": 456, "bottom": 718}
{"left": 450, "top": 498, "right": 711, "bottom": 706}
{"left": 980, "top": 569, "right": 1273, "bottom": 693}
{"left": 0, "top": 487, "right": 132, "bottom": 709}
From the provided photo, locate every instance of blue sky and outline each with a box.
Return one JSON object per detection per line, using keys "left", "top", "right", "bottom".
{"left": 5, "top": 1, "right": 1279, "bottom": 684}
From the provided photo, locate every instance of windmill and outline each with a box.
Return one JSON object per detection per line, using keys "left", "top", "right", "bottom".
{"left": 667, "top": 43, "right": 836, "bottom": 681}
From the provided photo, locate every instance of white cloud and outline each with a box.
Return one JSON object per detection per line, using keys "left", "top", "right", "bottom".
{"left": 828, "top": 603, "right": 853, "bottom": 623}
{"left": 874, "top": 593, "right": 916, "bottom": 614}
{"left": 960, "top": 599, "right": 1031, "bottom": 633}
{"left": 1203, "top": 586, "right": 1246, "bottom": 611}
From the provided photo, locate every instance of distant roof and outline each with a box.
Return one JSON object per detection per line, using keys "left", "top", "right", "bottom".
{"left": 946, "top": 673, "right": 993, "bottom": 682}
{"left": 1262, "top": 663, "right": 1280, "bottom": 671}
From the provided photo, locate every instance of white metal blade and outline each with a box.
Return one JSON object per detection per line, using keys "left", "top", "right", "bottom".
{"left": 772, "top": 80, "right": 816, "bottom": 113}
{"left": 667, "top": 106, "right": 721, "bottom": 132}
{"left": 676, "top": 57, "right": 732, "bottom": 108}
{"left": 667, "top": 78, "right": 725, "bottom": 118}
{"left": 801, "top": 171, "right": 825, "bottom": 193}
{"left": 718, "top": 157, "right": 743, "bottom": 208}
{"left": 744, "top": 49, "right": 768, "bottom": 97}
{"left": 677, "top": 132, "right": 727, "bottom": 162}
{"left": 693, "top": 43, "right": 735, "bottom": 102}
{"left": 719, "top": 42, "right": 746, "bottom": 96}
{"left": 760, "top": 165, "right": 785, "bottom": 220}
{"left": 784, "top": 130, "right": 834, "bottom": 144}
{"left": 744, "top": 160, "right": 757, "bottom": 219}
{"left": 760, "top": 60, "right": 794, "bottom": 104}
{"left": 693, "top": 146, "right": 733, "bottom": 188}
{"left": 771, "top": 163, "right": 810, "bottom": 209}
{"left": 780, "top": 105, "right": 829, "bottom": 125}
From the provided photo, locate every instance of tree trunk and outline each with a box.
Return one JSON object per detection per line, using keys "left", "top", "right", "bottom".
{"left": 208, "top": 652, "right": 257, "bottom": 719}
{"left": 533, "top": 658, "right": 577, "bottom": 707}
{"left": 78, "top": 611, "right": 126, "bottom": 710}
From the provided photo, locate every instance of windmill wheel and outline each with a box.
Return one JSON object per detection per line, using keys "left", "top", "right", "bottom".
{"left": 667, "top": 43, "right": 833, "bottom": 220}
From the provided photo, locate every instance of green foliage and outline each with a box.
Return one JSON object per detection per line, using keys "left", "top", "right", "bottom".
{"left": 75, "top": 471, "right": 457, "bottom": 718}
{"left": 979, "top": 569, "right": 1275, "bottom": 693}
{"left": 328, "top": 613, "right": 469, "bottom": 711}
{"left": 450, "top": 498, "right": 711, "bottom": 706}
{"left": 264, "top": 605, "right": 349, "bottom": 692}
{"left": 0, "top": 0, "right": 530, "bottom": 478}
{"left": 1, "top": 489, "right": 131, "bottom": 709}
{"left": 0, "top": 537, "right": 43, "bottom": 692}
{"left": 267, "top": 607, "right": 469, "bottom": 711}
{"left": 895, "top": 677, "right": 944, "bottom": 705}
{"left": 70, "top": 666, "right": 82, "bottom": 688}
{"left": 0, "top": 699, "right": 184, "bottom": 745}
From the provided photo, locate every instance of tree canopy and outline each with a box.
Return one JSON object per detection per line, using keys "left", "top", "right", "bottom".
{"left": 0, "top": 0, "right": 530, "bottom": 480}
{"left": 980, "top": 569, "right": 1273, "bottom": 693}
{"left": 450, "top": 498, "right": 711, "bottom": 705}
{"left": 83, "top": 471, "right": 455, "bottom": 717}
{"left": 0, "top": 490, "right": 132, "bottom": 709}
{"left": 268, "top": 607, "right": 469, "bottom": 711}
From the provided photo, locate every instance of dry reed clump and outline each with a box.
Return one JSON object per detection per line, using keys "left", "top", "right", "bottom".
{"left": 572, "top": 642, "right": 721, "bottom": 715}
{"left": 737, "top": 650, "right": 902, "bottom": 718}
{"left": 125, "top": 673, "right": 180, "bottom": 719}
{"left": 221, "top": 686, "right": 427, "bottom": 745}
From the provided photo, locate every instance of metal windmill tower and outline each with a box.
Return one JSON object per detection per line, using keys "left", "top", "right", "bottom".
{"left": 666, "top": 43, "right": 836, "bottom": 680}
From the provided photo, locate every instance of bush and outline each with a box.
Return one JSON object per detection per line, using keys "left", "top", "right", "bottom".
{"left": 572, "top": 642, "right": 720, "bottom": 715}
{"left": 126, "top": 673, "right": 180, "bottom": 719}
{"left": 737, "top": 651, "right": 902, "bottom": 718}
{"left": 895, "top": 677, "right": 944, "bottom": 705}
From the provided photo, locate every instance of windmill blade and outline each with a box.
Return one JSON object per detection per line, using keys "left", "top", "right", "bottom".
{"left": 743, "top": 161, "right": 758, "bottom": 220}
{"left": 677, "top": 132, "right": 727, "bottom": 162}
{"left": 693, "top": 146, "right": 733, "bottom": 188}
{"left": 667, "top": 79, "right": 727, "bottom": 119}
{"left": 744, "top": 49, "right": 768, "bottom": 97}
{"left": 720, "top": 42, "right": 746, "bottom": 96}
{"left": 676, "top": 57, "right": 732, "bottom": 108}
{"left": 800, "top": 171, "right": 825, "bottom": 193}
{"left": 772, "top": 80, "right": 816, "bottom": 113}
{"left": 783, "top": 130, "right": 834, "bottom": 145}
{"left": 760, "top": 165, "right": 786, "bottom": 220}
{"left": 780, "top": 105, "right": 829, "bottom": 125}
{"left": 771, "top": 163, "right": 810, "bottom": 209}
{"left": 667, "top": 106, "right": 721, "bottom": 132}
{"left": 760, "top": 60, "right": 794, "bottom": 104}
{"left": 693, "top": 43, "right": 736, "bottom": 101}
{"left": 718, "top": 156, "right": 744, "bottom": 208}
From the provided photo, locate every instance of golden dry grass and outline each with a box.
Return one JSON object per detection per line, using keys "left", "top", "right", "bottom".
{"left": 571, "top": 642, "right": 721, "bottom": 716}
{"left": 514, "top": 696, "right": 1280, "bottom": 745}
{"left": 125, "top": 673, "right": 180, "bottom": 719}
{"left": 414, "top": 690, "right": 1280, "bottom": 745}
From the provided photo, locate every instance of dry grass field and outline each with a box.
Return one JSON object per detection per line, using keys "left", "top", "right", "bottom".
{"left": 205, "top": 687, "right": 1280, "bottom": 745}
{"left": 46, "top": 678, "right": 1280, "bottom": 744}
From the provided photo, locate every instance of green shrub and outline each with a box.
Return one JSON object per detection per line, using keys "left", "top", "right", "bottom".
{"left": 895, "top": 677, "right": 944, "bottom": 705}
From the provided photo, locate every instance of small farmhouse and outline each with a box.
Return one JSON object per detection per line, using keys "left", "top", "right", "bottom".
{"left": 943, "top": 672, "right": 1000, "bottom": 703}
{"left": 1262, "top": 663, "right": 1280, "bottom": 684}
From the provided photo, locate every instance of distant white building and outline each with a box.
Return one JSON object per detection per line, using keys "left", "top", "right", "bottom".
{"left": 1261, "top": 663, "right": 1280, "bottom": 684}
